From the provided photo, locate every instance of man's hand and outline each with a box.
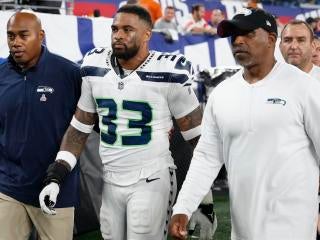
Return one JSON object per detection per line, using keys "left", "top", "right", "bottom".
{"left": 39, "top": 182, "right": 60, "bottom": 215}
{"left": 169, "top": 214, "right": 188, "bottom": 239}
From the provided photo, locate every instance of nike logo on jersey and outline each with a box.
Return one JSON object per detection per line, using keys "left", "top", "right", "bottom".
{"left": 266, "top": 98, "right": 286, "bottom": 106}
{"left": 146, "top": 177, "right": 160, "bottom": 183}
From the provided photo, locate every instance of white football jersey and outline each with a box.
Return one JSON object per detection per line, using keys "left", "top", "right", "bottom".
{"left": 78, "top": 48, "right": 199, "bottom": 180}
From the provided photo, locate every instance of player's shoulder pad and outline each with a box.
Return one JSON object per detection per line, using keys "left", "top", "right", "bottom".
{"left": 80, "top": 47, "right": 111, "bottom": 78}
{"left": 154, "top": 52, "right": 193, "bottom": 75}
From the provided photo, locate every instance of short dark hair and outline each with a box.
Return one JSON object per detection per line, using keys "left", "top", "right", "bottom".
{"left": 166, "top": 6, "right": 175, "bottom": 11}
{"left": 126, "top": 0, "right": 138, "bottom": 4}
{"left": 306, "top": 17, "right": 316, "bottom": 25}
{"left": 191, "top": 4, "right": 204, "bottom": 14}
{"left": 281, "top": 20, "right": 314, "bottom": 41}
{"left": 116, "top": 5, "right": 152, "bottom": 29}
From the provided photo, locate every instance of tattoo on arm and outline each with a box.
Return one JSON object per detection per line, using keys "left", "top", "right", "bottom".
{"left": 59, "top": 108, "right": 98, "bottom": 159}
{"left": 175, "top": 106, "right": 202, "bottom": 148}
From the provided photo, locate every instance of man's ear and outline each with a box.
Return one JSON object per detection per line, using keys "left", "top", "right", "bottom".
{"left": 269, "top": 32, "right": 277, "bottom": 44}
{"left": 39, "top": 29, "right": 45, "bottom": 42}
{"left": 144, "top": 28, "right": 152, "bottom": 42}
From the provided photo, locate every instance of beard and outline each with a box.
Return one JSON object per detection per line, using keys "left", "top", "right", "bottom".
{"left": 112, "top": 42, "right": 140, "bottom": 60}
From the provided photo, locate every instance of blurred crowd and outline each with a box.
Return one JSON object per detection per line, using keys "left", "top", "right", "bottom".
{"left": 260, "top": 0, "right": 320, "bottom": 6}
{"left": 3, "top": 0, "right": 320, "bottom": 17}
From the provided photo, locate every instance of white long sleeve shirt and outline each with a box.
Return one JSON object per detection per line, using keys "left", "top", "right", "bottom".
{"left": 173, "top": 62, "right": 320, "bottom": 240}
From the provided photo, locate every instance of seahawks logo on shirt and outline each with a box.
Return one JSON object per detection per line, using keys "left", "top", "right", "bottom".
{"left": 266, "top": 98, "right": 286, "bottom": 106}
{"left": 36, "top": 86, "right": 54, "bottom": 94}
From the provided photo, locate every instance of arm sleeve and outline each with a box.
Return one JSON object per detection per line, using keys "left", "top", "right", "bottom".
{"left": 172, "top": 93, "right": 224, "bottom": 219}
{"left": 168, "top": 78, "right": 200, "bottom": 119}
{"left": 303, "top": 79, "right": 320, "bottom": 163}
{"left": 77, "top": 75, "right": 96, "bottom": 113}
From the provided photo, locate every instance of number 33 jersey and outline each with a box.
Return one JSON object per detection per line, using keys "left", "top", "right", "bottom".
{"left": 78, "top": 48, "right": 200, "bottom": 177}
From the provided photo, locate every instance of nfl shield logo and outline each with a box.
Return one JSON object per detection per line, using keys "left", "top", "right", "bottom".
{"left": 40, "top": 94, "right": 47, "bottom": 102}
{"left": 118, "top": 82, "right": 124, "bottom": 90}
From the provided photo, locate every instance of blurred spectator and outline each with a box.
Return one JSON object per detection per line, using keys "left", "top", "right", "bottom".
{"left": 314, "top": 17, "right": 320, "bottom": 37}
{"left": 139, "top": 0, "right": 162, "bottom": 24}
{"left": 208, "top": 9, "right": 224, "bottom": 28}
{"left": 312, "top": 36, "right": 320, "bottom": 66}
{"left": 306, "top": 17, "right": 317, "bottom": 32}
{"left": 183, "top": 4, "right": 216, "bottom": 35}
{"left": 154, "top": 6, "right": 179, "bottom": 42}
{"left": 154, "top": 6, "right": 178, "bottom": 31}
{"left": 93, "top": 9, "right": 100, "bottom": 17}
{"left": 247, "top": 0, "right": 259, "bottom": 8}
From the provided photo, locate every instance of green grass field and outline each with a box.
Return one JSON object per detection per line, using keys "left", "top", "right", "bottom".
{"left": 212, "top": 193, "right": 231, "bottom": 240}
{"left": 75, "top": 192, "right": 231, "bottom": 240}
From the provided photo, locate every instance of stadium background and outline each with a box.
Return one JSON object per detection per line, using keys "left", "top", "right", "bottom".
{"left": 1, "top": 0, "right": 320, "bottom": 239}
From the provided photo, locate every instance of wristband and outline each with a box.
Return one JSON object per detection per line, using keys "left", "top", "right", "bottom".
{"left": 70, "top": 116, "right": 94, "bottom": 134}
{"left": 56, "top": 151, "right": 77, "bottom": 170}
{"left": 43, "top": 162, "right": 70, "bottom": 186}
{"left": 181, "top": 125, "right": 201, "bottom": 140}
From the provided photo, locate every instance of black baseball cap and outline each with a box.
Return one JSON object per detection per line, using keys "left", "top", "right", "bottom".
{"left": 217, "top": 8, "right": 278, "bottom": 38}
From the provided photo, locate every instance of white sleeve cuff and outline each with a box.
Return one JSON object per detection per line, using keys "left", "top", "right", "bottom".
{"left": 55, "top": 151, "right": 77, "bottom": 170}
{"left": 172, "top": 204, "right": 193, "bottom": 220}
{"left": 181, "top": 125, "right": 201, "bottom": 140}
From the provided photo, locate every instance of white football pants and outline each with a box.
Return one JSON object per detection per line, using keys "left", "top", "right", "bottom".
{"left": 100, "top": 168, "right": 177, "bottom": 240}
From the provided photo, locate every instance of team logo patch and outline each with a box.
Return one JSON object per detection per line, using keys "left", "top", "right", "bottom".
{"left": 118, "top": 82, "right": 124, "bottom": 90}
{"left": 40, "top": 94, "right": 47, "bottom": 102}
{"left": 36, "top": 86, "right": 54, "bottom": 93}
{"left": 266, "top": 98, "right": 286, "bottom": 106}
{"left": 37, "top": 86, "right": 54, "bottom": 102}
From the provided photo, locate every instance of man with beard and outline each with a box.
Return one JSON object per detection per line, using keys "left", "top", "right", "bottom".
{"left": 0, "top": 11, "right": 81, "bottom": 239}
{"left": 170, "top": 8, "right": 320, "bottom": 240}
{"left": 39, "top": 4, "right": 202, "bottom": 240}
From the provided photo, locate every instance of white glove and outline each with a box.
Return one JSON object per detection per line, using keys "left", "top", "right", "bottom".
{"left": 188, "top": 208, "right": 217, "bottom": 240}
{"left": 39, "top": 182, "right": 60, "bottom": 215}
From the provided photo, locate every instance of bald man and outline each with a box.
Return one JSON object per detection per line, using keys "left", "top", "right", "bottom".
{"left": 0, "top": 11, "right": 81, "bottom": 240}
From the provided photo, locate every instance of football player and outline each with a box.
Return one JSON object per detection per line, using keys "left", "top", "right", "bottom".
{"left": 39, "top": 4, "right": 202, "bottom": 240}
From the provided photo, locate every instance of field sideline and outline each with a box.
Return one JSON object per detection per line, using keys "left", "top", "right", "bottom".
{"left": 75, "top": 192, "right": 231, "bottom": 240}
